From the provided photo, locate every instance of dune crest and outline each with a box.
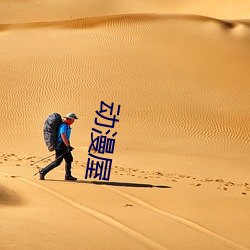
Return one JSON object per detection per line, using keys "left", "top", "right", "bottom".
{"left": 1, "top": 13, "right": 250, "bottom": 30}
{"left": 1, "top": 0, "right": 250, "bottom": 24}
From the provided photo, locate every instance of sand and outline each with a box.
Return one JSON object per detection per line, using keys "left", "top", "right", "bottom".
{"left": 0, "top": 1, "right": 250, "bottom": 250}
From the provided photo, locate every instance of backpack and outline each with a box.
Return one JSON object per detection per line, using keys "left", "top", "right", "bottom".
{"left": 43, "top": 113, "right": 63, "bottom": 151}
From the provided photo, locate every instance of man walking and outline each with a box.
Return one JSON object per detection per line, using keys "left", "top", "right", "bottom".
{"left": 39, "top": 112, "right": 78, "bottom": 181}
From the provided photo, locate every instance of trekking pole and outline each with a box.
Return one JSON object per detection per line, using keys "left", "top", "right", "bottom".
{"left": 33, "top": 151, "right": 69, "bottom": 176}
{"left": 31, "top": 153, "right": 55, "bottom": 166}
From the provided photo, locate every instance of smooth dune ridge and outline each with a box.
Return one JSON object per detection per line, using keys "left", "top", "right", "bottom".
{"left": 1, "top": 0, "right": 250, "bottom": 24}
{"left": 1, "top": 11, "right": 250, "bottom": 250}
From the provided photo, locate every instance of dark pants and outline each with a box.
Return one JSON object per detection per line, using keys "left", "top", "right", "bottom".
{"left": 40, "top": 149, "right": 73, "bottom": 177}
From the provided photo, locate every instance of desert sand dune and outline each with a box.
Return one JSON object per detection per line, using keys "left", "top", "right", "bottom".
{"left": 1, "top": 14, "right": 249, "bottom": 180}
{"left": 0, "top": 2, "right": 250, "bottom": 250}
{"left": 1, "top": 0, "right": 250, "bottom": 24}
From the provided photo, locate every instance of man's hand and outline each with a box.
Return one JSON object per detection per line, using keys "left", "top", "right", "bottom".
{"left": 67, "top": 146, "right": 74, "bottom": 152}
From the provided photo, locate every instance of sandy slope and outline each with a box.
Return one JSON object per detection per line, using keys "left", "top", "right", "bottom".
{"left": 1, "top": 14, "right": 250, "bottom": 180}
{"left": 0, "top": 3, "right": 250, "bottom": 250}
{"left": 0, "top": 0, "right": 250, "bottom": 24}
{"left": 1, "top": 161, "right": 250, "bottom": 250}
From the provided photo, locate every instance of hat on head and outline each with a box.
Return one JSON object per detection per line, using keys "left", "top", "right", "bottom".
{"left": 64, "top": 112, "right": 78, "bottom": 120}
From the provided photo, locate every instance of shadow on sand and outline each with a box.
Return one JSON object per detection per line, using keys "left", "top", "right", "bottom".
{"left": 46, "top": 179, "right": 171, "bottom": 189}
{"left": 79, "top": 180, "right": 171, "bottom": 189}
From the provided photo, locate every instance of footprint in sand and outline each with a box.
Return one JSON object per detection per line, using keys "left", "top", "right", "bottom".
{"left": 124, "top": 203, "right": 133, "bottom": 207}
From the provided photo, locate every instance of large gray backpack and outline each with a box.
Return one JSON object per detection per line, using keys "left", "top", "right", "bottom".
{"left": 43, "top": 113, "right": 63, "bottom": 151}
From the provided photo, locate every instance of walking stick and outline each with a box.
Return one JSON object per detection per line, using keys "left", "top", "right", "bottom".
{"left": 33, "top": 151, "right": 68, "bottom": 176}
{"left": 31, "top": 153, "right": 55, "bottom": 166}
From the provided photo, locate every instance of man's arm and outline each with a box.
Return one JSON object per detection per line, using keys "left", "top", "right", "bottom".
{"left": 61, "top": 132, "right": 69, "bottom": 147}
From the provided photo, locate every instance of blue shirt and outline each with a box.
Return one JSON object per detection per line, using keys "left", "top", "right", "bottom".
{"left": 57, "top": 123, "right": 71, "bottom": 143}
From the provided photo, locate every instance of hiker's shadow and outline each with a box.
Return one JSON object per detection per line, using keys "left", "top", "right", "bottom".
{"left": 46, "top": 179, "right": 171, "bottom": 189}
{"left": 77, "top": 180, "right": 171, "bottom": 189}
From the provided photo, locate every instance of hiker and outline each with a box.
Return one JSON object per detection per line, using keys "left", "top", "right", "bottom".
{"left": 39, "top": 112, "right": 78, "bottom": 181}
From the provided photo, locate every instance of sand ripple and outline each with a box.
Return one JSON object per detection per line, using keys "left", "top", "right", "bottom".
{"left": 0, "top": 14, "right": 249, "bottom": 180}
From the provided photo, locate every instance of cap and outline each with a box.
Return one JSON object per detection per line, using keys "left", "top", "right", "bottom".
{"left": 64, "top": 112, "right": 78, "bottom": 120}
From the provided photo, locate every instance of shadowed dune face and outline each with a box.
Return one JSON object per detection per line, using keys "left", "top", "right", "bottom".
{"left": 0, "top": 184, "right": 23, "bottom": 206}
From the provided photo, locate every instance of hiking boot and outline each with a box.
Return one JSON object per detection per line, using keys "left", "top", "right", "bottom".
{"left": 39, "top": 170, "right": 45, "bottom": 180}
{"left": 65, "top": 175, "right": 77, "bottom": 181}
